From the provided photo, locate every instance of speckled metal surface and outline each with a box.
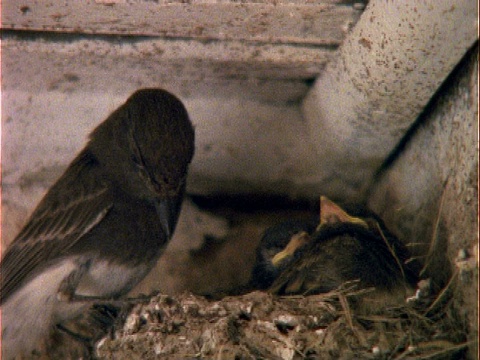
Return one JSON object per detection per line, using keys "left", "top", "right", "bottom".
{"left": 302, "top": 0, "right": 478, "bottom": 201}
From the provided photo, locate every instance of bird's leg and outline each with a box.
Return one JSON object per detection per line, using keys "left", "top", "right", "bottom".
{"left": 57, "top": 260, "right": 93, "bottom": 303}
{"left": 54, "top": 303, "right": 129, "bottom": 357}
{"left": 56, "top": 323, "right": 94, "bottom": 343}
{"left": 56, "top": 260, "right": 113, "bottom": 303}
{"left": 55, "top": 262, "right": 129, "bottom": 349}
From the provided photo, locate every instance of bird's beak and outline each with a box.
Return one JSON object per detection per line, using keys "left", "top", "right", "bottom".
{"left": 271, "top": 231, "right": 311, "bottom": 266}
{"left": 317, "top": 196, "right": 368, "bottom": 230}
{"left": 154, "top": 198, "right": 176, "bottom": 239}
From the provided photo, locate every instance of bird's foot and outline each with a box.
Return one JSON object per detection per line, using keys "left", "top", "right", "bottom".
{"left": 56, "top": 323, "right": 94, "bottom": 343}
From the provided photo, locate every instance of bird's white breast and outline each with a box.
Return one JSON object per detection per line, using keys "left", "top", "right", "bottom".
{"left": 1, "top": 256, "right": 150, "bottom": 359}
{"left": 2, "top": 259, "right": 78, "bottom": 359}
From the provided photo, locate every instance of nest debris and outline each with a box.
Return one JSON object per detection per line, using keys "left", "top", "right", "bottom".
{"left": 93, "top": 278, "right": 471, "bottom": 360}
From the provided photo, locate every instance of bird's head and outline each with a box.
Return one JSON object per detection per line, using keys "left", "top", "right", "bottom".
{"left": 249, "top": 197, "right": 372, "bottom": 291}
{"left": 249, "top": 219, "right": 318, "bottom": 290}
{"left": 89, "top": 89, "right": 195, "bottom": 200}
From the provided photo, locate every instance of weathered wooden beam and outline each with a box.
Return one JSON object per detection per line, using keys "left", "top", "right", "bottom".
{"left": 1, "top": 33, "right": 333, "bottom": 95}
{"left": 2, "top": 0, "right": 363, "bottom": 45}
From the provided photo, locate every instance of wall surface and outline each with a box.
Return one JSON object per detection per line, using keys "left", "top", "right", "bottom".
{"left": 368, "top": 43, "right": 479, "bottom": 357}
{"left": 3, "top": 0, "right": 478, "bottom": 208}
{"left": 1, "top": 0, "right": 364, "bottom": 247}
{"left": 1, "top": 0, "right": 365, "bottom": 211}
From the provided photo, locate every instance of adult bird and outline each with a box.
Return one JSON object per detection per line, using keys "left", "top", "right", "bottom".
{"left": 0, "top": 89, "right": 195, "bottom": 359}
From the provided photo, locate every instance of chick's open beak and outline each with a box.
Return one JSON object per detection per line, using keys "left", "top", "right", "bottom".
{"left": 271, "top": 231, "right": 311, "bottom": 266}
{"left": 317, "top": 196, "right": 368, "bottom": 230}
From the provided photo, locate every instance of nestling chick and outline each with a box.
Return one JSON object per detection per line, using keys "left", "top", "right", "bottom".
{"left": 250, "top": 197, "right": 419, "bottom": 298}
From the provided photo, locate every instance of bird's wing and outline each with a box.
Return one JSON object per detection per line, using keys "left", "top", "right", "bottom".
{"left": 268, "top": 253, "right": 317, "bottom": 295}
{"left": 0, "top": 151, "right": 113, "bottom": 303}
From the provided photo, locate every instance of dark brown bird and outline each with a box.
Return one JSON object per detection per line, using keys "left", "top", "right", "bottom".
{"left": 250, "top": 196, "right": 419, "bottom": 297}
{"left": 0, "top": 89, "right": 195, "bottom": 359}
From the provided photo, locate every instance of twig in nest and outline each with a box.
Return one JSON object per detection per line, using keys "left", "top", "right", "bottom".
{"left": 329, "top": 280, "right": 375, "bottom": 298}
{"left": 375, "top": 222, "right": 407, "bottom": 283}
{"left": 420, "top": 178, "right": 448, "bottom": 277}
{"left": 355, "top": 314, "right": 401, "bottom": 323}
{"left": 402, "top": 306, "right": 434, "bottom": 325}
{"left": 406, "top": 242, "right": 426, "bottom": 248}
{"left": 338, "top": 293, "right": 354, "bottom": 331}
{"left": 338, "top": 292, "right": 368, "bottom": 348}
{"left": 423, "top": 270, "right": 458, "bottom": 316}
{"left": 389, "top": 334, "right": 409, "bottom": 359}
{"left": 405, "top": 255, "right": 427, "bottom": 264}
{"left": 279, "top": 280, "right": 373, "bottom": 304}
{"left": 396, "top": 340, "right": 471, "bottom": 360}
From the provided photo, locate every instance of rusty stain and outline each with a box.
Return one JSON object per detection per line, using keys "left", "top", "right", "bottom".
{"left": 364, "top": 66, "right": 370, "bottom": 77}
{"left": 50, "top": 13, "right": 65, "bottom": 21}
{"left": 443, "top": 5, "right": 456, "bottom": 14}
{"left": 358, "top": 37, "right": 372, "bottom": 50}
{"left": 63, "top": 73, "right": 80, "bottom": 82}
{"left": 20, "top": 5, "right": 31, "bottom": 14}
{"left": 192, "top": 26, "right": 205, "bottom": 36}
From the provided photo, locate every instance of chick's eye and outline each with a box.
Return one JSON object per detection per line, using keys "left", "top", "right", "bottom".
{"left": 131, "top": 154, "right": 142, "bottom": 167}
{"left": 161, "top": 174, "right": 169, "bottom": 185}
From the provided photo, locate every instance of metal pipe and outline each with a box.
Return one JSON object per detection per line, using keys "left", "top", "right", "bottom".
{"left": 302, "top": 0, "right": 478, "bottom": 201}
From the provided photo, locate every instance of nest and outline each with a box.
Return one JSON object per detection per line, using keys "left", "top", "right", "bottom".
{"left": 93, "top": 276, "right": 470, "bottom": 360}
